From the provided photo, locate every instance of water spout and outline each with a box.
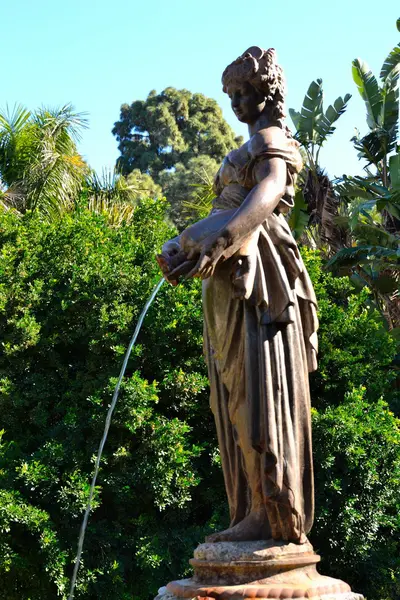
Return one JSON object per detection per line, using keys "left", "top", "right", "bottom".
{"left": 68, "top": 277, "right": 165, "bottom": 600}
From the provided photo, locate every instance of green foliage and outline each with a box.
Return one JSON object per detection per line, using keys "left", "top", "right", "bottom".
{"left": 289, "top": 81, "right": 351, "bottom": 252}
{"left": 0, "top": 104, "right": 88, "bottom": 217}
{"left": 113, "top": 88, "right": 241, "bottom": 180}
{"left": 289, "top": 79, "right": 351, "bottom": 168}
{"left": 312, "top": 388, "right": 400, "bottom": 600}
{"left": 305, "top": 248, "right": 400, "bottom": 598}
{"left": 0, "top": 210, "right": 398, "bottom": 600}
{"left": 112, "top": 88, "right": 241, "bottom": 226}
{"left": 83, "top": 169, "right": 162, "bottom": 227}
{"left": 159, "top": 155, "right": 218, "bottom": 228}
{"left": 0, "top": 201, "right": 223, "bottom": 598}
{"left": 303, "top": 248, "right": 398, "bottom": 411}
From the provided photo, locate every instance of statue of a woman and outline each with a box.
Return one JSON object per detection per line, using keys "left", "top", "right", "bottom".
{"left": 158, "top": 47, "right": 318, "bottom": 545}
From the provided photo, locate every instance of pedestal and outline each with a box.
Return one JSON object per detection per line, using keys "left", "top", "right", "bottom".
{"left": 156, "top": 540, "right": 364, "bottom": 600}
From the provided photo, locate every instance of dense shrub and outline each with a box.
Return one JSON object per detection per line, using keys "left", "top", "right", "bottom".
{"left": 0, "top": 207, "right": 398, "bottom": 599}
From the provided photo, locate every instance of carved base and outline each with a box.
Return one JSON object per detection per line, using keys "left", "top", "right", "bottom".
{"left": 156, "top": 541, "right": 364, "bottom": 600}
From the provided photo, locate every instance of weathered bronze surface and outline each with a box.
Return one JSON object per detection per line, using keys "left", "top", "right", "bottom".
{"left": 156, "top": 45, "right": 362, "bottom": 600}
{"left": 158, "top": 46, "right": 318, "bottom": 546}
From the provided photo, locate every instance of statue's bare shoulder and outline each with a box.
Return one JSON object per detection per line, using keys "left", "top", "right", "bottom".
{"left": 248, "top": 127, "right": 288, "bottom": 158}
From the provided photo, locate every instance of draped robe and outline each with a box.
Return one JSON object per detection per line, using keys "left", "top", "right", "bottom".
{"left": 202, "top": 127, "right": 318, "bottom": 542}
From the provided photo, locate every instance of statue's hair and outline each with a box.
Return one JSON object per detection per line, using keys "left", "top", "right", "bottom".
{"left": 222, "top": 47, "right": 289, "bottom": 134}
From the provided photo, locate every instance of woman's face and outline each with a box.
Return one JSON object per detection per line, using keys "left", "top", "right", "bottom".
{"left": 228, "top": 81, "right": 266, "bottom": 124}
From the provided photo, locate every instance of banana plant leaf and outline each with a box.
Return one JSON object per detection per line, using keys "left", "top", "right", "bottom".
{"left": 381, "top": 69, "right": 399, "bottom": 151}
{"left": 315, "top": 94, "right": 352, "bottom": 144}
{"left": 352, "top": 59, "right": 383, "bottom": 129}
{"left": 390, "top": 153, "right": 400, "bottom": 190}
{"left": 334, "top": 175, "right": 386, "bottom": 200}
{"left": 351, "top": 130, "right": 386, "bottom": 165}
{"left": 295, "top": 79, "right": 324, "bottom": 144}
{"left": 327, "top": 245, "right": 400, "bottom": 271}
{"left": 288, "top": 188, "right": 309, "bottom": 240}
{"left": 380, "top": 43, "right": 400, "bottom": 81}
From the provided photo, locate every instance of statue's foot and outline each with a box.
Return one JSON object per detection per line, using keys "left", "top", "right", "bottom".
{"left": 206, "top": 508, "right": 270, "bottom": 543}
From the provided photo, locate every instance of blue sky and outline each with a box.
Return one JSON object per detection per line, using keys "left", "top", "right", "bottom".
{"left": 4, "top": 0, "right": 399, "bottom": 178}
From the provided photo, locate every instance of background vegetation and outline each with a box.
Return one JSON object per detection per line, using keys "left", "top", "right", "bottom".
{"left": 0, "top": 19, "right": 399, "bottom": 600}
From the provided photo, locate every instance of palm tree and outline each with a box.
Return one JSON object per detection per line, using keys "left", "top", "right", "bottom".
{"left": 83, "top": 168, "right": 161, "bottom": 227}
{"left": 0, "top": 104, "right": 88, "bottom": 218}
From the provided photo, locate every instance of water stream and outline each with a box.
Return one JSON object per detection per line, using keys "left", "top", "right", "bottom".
{"left": 67, "top": 277, "right": 165, "bottom": 600}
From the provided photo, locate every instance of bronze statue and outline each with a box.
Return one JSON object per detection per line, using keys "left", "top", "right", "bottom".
{"left": 157, "top": 47, "right": 318, "bottom": 546}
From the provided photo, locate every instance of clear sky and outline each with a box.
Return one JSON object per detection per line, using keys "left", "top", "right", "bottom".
{"left": 3, "top": 0, "right": 399, "bottom": 178}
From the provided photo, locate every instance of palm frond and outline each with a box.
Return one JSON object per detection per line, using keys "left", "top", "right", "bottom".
{"left": 21, "top": 106, "right": 88, "bottom": 217}
{"left": 183, "top": 168, "right": 215, "bottom": 220}
{"left": 85, "top": 169, "right": 141, "bottom": 226}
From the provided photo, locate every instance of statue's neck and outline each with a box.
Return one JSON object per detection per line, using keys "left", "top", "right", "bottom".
{"left": 247, "top": 110, "right": 274, "bottom": 137}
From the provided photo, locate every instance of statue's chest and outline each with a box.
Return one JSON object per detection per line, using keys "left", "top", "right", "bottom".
{"left": 218, "top": 143, "right": 251, "bottom": 187}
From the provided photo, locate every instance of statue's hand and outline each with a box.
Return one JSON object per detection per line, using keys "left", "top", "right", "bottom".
{"left": 162, "top": 237, "right": 181, "bottom": 256}
{"left": 181, "top": 230, "right": 229, "bottom": 280}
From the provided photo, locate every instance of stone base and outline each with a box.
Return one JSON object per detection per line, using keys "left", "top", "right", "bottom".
{"left": 156, "top": 590, "right": 363, "bottom": 600}
{"left": 156, "top": 540, "right": 364, "bottom": 600}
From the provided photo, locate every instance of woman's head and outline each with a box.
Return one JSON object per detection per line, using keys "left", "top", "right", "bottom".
{"left": 222, "top": 47, "right": 286, "bottom": 127}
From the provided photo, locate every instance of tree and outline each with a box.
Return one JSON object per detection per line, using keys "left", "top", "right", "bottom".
{"left": 112, "top": 88, "right": 242, "bottom": 226}
{"left": 113, "top": 88, "right": 241, "bottom": 179}
{"left": 0, "top": 104, "right": 88, "bottom": 218}
{"left": 83, "top": 169, "right": 162, "bottom": 227}
{"left": 158, "top": 155, "right": 219, "bottom": 228}
{"left": 289, "top": 21, "right": 400, "bottom": 330}
{"left": 0, "top": 203, "right": 399, "bottom": 600}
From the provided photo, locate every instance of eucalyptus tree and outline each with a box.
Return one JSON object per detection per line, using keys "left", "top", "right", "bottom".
{"left": 112, "top": 88, "right": 242, "bottom": 226}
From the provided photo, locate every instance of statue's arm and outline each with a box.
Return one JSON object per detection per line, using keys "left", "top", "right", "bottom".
{"left": 221, "top": 157, "right": 286, "bottom": 252}
{"left": 173, "top": 157, "right": 287, "bottom": 280}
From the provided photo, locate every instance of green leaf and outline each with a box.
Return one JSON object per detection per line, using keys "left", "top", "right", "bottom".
{"left": 351, "top": 130, "right": 386, "bottom": 166}
{"left": 288, "top": 188, "right": 309, "bottom": 240}
{"left": 352, "top": 59, "right": 383, "bottom": 129}
{"left": 390, "top": 327, "right": 400, "bottom": 341}
{"left": 289, "top": 108, "right": 301, "bottom": 132}
{"left": 381, "top": 44, "right": 400, "bottom": 80}
{"left": 389, "top": 153, "right": 400, "bottom": 190}
{"left": 297, "top": 79, "right": 324, "bottom": 142}
{"left": 373, "top": 274, "right": 399, "bottom": 294}
{"left": 334, "top": 175, "right": 386, "bottom": 200}
{"left": 384, "top": 201, "right": 400, "bottom": 219}
{"left": 327, "top": 245, "right": 400, "bottom": 271}
{"left": 315, "top": 94, "right": 352, "bottom": 143}
{"left": 380, "top": 69, "right": 399, "bottom": 152}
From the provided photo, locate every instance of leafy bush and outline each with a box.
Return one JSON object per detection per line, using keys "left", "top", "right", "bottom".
{"left": 0, "top": 209, "right": 398, "bottom": 599}
{"left": 312, "top": 387, "right": 400, "bottom": 600}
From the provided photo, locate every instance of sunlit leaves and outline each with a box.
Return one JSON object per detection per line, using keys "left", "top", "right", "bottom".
{"left": 352, "top": 59, "right": 383, "bottom": 129}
